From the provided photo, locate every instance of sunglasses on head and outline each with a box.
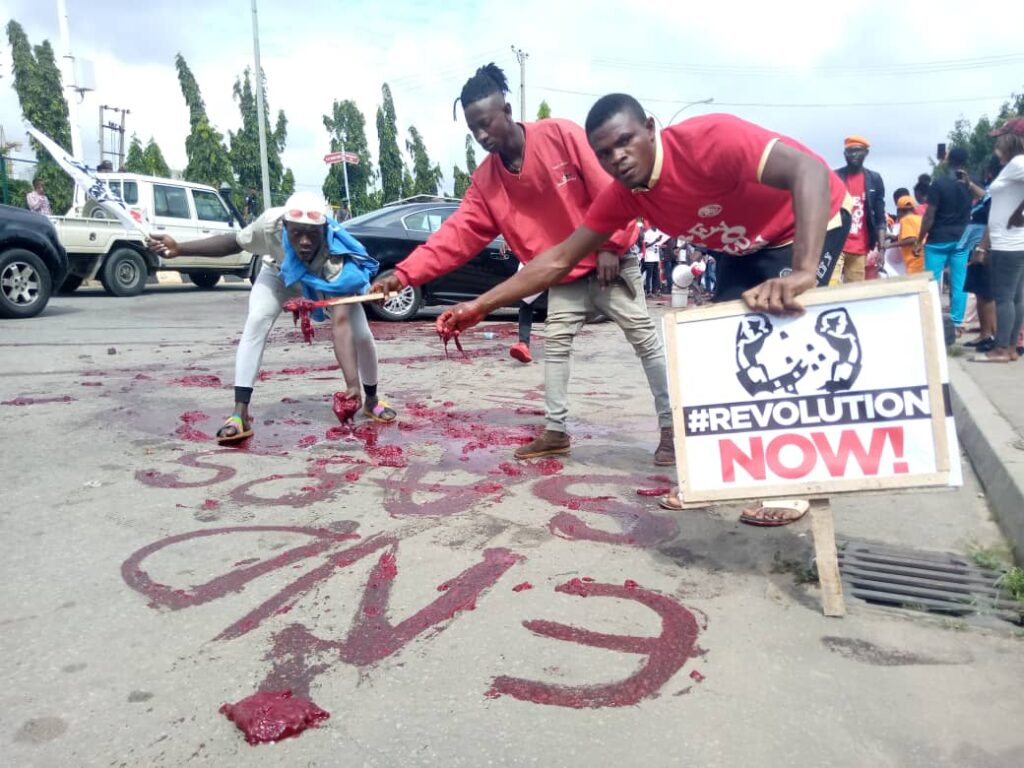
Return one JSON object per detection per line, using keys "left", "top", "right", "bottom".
{"left": 288, "top": 209, "right": 325, "bottom": 224}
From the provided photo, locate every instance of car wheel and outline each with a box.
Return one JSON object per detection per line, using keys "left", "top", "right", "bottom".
{"left": 58, "top": 274, "right": 85, "bottom": 294}
{"left": 0, "top": 247, "right": 52, "bottom": 319}
{"left": 366, "top": 270, "right": 422, "bottom": 321}
{"left": 188, "top": 271, "right": 221, "bottom": 289}
{"left": 100, "top": 247, "right": 148, "bottom": 297}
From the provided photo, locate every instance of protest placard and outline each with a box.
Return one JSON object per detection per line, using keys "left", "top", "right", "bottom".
{"left": 664, "top": 276, "right": 960, "bottom": 505}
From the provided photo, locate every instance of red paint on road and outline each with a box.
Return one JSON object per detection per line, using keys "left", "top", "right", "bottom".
{"left": 487, "top": 578, "right": 701, "bottom": 708}
{"left": 219, "top": 690, "right": 328, "bottom": 745}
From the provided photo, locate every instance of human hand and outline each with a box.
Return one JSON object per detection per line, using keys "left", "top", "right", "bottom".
{"left": 147, "top": 234, "right": 179, "bottom": 258}
{"left": 970, "top": 247, "right": 987, "bottom": 265}
{"left": 912, "top": 244, "right": 924, "bottom": 258}
{"left": 436, "top": 300, "right": 486, "bottom": 340}
{"left": 596, "top": 251, "right": 621, "bottom": 287}
{"left": 370, "top": 273, "right": 404, "bottom": 295}
{"left": 741, "top": 270, "right": 816, "bottom": 317}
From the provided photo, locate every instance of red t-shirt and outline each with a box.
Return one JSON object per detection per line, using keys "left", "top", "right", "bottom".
{"left": 395, "top": 119, "right": 634, "bottom": 287}
{"left": 583, "top": 114, "right": 847, "bottom": 256}
{"left": 842, "top": 171, "right": 869, "bottom": 255}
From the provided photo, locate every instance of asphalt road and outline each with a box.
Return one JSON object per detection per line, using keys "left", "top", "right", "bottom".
{"left": 1, "top": 284, "right": 1022, "bottom": 767}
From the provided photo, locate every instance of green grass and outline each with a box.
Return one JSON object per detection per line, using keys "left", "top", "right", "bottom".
{"left": 968, "top": 544, "right": 1009, "bottom": 572}
{"left": 995, "top": 567, "right": 1024, "bottom": 602}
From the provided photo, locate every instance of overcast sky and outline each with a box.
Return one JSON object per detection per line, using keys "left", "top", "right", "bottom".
{"left": 2, "top": 0, "right": 1021, "bottom": 209}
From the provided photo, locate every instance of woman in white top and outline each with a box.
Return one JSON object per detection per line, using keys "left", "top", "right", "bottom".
{"left": 973, "top": 119, "right": 1024, "bottom": 363}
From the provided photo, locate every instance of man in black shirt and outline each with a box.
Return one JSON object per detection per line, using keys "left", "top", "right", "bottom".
{"left": 915, "top": 147, "right": 971, "bottom": 328}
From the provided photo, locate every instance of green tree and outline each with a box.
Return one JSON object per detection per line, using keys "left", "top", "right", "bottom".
{"left": 401, "top": 164, "right": 415, "bottom": 199}
{"left": 465, "top": 134, "right": 477, "bottom": 173}
{"left": 405, "top": 125, "right": 442, "bottom": 196}
{"left": 376, "top": 83, "right": 403, "bottom": 203}
{"left": 123, "top": 134, "right": 147, "bottom": 173}
{"left": 6, "top": 20, "right": 73, "bottom": 213}
{"left": 229, "top": 67, "right": 292, "bottom": 204}
{"left": 453, "top": 166, "right": 471, "bottom": 198}
{"left": 322, "top": 99, "right": 375, "bottom": 213}
{"left": 537, "top": 99, "right": 552, "bottom": 120}
{"left": 142, "top": 138, "right": 171, "bottom": 177}
{"left": 175, "top": 53, "right": 234, "bottom": 188}
{"left": 280, "top": 168, "right": 295, "bottom": 199}
{"left": 944, "top": 88, "right": 1024, "bottom": 179}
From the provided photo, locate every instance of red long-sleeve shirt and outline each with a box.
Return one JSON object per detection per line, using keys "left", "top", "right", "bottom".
{"left": 394, "top": 118, "right": 635, "bottom": 288}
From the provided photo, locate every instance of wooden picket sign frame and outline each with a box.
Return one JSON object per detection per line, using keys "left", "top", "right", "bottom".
{"left": 662, "top": 275, "right": 953, "bottom": 617}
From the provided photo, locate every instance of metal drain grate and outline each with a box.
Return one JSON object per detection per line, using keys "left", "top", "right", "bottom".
{"left": 837, "top": 540, "right": 1022, "bottom": 624}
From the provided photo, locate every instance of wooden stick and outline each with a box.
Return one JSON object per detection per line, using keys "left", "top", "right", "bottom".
{"left": 809, "top": 497, "right": 846, "bottom": 617}
{"left": 313, "top": 291, "right": 397, "bottom": 308}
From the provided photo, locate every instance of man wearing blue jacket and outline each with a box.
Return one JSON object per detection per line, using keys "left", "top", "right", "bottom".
{"left": 149, "top": 191, "right": 397, "bottom": 443}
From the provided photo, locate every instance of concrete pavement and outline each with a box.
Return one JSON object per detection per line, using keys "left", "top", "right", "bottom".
{"left": 1, "top": 284, "right": 1022, "bottom": 767}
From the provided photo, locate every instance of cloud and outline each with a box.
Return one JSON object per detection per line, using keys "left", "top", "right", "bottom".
{"left": 2, "top": 0, "right": 1021, "bottom": 207}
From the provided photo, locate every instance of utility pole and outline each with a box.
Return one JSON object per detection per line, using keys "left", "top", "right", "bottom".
{"left": 510, "top": 46, "right": 529, "bottom": 121}
{"left": 56, "top": 0, "right": 84, "bottom": 159}
{"left": 250, "top": 0, "right": 272, "bottom": 209}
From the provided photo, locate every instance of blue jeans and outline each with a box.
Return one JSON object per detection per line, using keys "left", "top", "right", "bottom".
{"left": 925, "top": 241, "right": 969, "bottom": 325}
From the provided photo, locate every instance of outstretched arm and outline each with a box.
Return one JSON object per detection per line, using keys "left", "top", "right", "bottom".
{"left": 436, "top": 225, "right": 610, "bottom": 335}
{"left": 741, "top": 141, "right": 832, "bottom": 316}
{"left": 148, "top": 233, "right": 241, "bottom": 259}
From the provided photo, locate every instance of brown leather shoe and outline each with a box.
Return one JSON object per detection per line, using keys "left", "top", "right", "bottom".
{"left": 514, "top": 430, "right": 571, "bottom": 460}
{"left": 654, "top": 426, "right": 675, "bottom": 466}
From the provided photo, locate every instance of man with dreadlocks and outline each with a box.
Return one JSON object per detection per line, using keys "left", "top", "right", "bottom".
{"left": 372, "top": 64, "right": 675, "bottom": 466}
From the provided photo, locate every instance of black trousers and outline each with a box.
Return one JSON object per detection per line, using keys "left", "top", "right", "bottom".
{"left": 712, "top": 209, "right": 852, "bottom": 302}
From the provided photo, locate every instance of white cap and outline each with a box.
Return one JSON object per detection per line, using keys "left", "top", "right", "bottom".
{"left": 283, "top": 191, "right": 329, "bottom": 225}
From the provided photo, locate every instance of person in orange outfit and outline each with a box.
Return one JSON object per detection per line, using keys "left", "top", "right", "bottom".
{"left": 885, "top": 195, "right": 925, "bottom": 274}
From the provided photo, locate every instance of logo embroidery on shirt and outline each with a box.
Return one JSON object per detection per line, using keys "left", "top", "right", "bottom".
{"left": 698, "top": 204, "right": 722, "bottom": 218}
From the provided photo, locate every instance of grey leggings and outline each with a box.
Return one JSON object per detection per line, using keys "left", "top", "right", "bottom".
{"left": 235, "top": 264, "right": 378, "bottom": 389}
{"left": 989, "top": 250, "right": 1024, "bottom": 349}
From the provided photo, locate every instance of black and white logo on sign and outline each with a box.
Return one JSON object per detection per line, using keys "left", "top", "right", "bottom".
{"left": 735, "top": 308, "right": 863, "bottom": 397}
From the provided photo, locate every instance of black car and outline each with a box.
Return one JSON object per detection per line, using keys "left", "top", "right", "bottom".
{"left": 0, "top": 204, "right": 69, "bottom": 319}
{"left": 343, "top": 198, "right": 531, "bottom": 321}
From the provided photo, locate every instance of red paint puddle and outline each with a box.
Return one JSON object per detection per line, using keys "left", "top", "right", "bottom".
{"left": 512, "top": 582, "right": 533, "bottom": 592}
{"left": 219, "top": 690, "right": 328, "bottom": 745}
{"left": 202, "top": 499, "right": 220, "bottom": 510}
{"left": 331, "top": 392, "right": 360, "bottom": 423}
{"left": 624, "top": 579, "right": 639, "bottom": 590}
{"left": 176, "top": 411, "right": 212, "bottom": 442}
{"left": 636, "top": 487, "right": 673, "bottom": 497}
{"left": 296, "top": 435, "right": 318, "bottom": 449}
{"left": 171, "top": 374, "right": 223, "bottom": 388}
{"left": 2, "top": 395, "right": 75, "bottom": 406}
{"left": 689, "top": 670, "right": 705, "bottom": 683}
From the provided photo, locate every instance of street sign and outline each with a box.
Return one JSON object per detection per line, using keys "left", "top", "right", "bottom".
{"left": 324, "top": 151, "right": 360, "bottom": 166}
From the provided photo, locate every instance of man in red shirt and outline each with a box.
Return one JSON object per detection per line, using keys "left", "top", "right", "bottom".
{"left": 833, "top": 136, "right": 887, "bottom": 283}
{"left": 438, "top": 94, "right": 852, "bottom": 521}
{"left": 372, "top": 67, "right": 675, "bottom": 465}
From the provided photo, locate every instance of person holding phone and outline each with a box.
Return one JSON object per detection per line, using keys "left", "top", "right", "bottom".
{"left": 914, "top": 147, "right": 972, "bottom": 332}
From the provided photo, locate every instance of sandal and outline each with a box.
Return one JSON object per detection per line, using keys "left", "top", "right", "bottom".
{"left": 215, "top": 414, "right": 254, "bottom": 445}
{"left": 740, "top": 499, "right": 809, "bottom": 527}
{"left": 363, "top": 399, "right": 397, "bottom": 423}
{"left": 659, "top": 487, "right": 684, "bottom": 511}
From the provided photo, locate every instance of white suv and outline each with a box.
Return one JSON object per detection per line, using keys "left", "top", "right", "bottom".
{"left": 53, "top": 173, "right": 259, "bottom": 296}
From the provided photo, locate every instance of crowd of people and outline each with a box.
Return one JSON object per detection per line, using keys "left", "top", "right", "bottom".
{"left": 131, "top": 61, "right": 1023, "bottom": 520}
